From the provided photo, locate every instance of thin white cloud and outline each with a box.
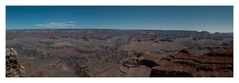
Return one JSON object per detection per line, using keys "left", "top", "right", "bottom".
{"left": 33, "top": 21, "right": 76, "bottom": 28}
{"left": 68, "top": 21, "right": 76, "bottom": 23}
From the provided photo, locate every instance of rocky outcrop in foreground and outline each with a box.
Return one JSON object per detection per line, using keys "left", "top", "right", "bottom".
{"left": 6, "top": 48, "right": 24, "bottom": 77}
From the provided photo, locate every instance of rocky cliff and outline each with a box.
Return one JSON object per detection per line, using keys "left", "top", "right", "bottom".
{"left": 149, "top": 47, "right": 233, "bottom": 77}
{"left": 6, "top": 48, "right": 25, "bottom": 77}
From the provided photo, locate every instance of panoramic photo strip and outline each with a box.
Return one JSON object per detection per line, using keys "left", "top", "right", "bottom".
{"left": 6, "top": 6, "right": 233, "bottom": 77}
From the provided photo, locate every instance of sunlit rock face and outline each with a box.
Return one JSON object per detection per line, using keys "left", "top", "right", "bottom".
{"left": 6, "top": 48, "right": 25, "bottom": 77}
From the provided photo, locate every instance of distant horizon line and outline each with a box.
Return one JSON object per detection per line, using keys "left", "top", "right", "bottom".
{"left": 6, "top": 28, "right": 233, "bottom": 33}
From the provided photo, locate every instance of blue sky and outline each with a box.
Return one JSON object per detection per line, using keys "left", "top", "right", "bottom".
{"left": 6, "top": 6, "right": 233, "bottom": 32}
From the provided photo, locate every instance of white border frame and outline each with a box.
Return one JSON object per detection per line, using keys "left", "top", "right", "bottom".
{"left": 1, "top": 0, "right": 238, "bottom": 83}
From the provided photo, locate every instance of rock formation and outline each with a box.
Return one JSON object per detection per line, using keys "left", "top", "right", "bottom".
{"left": 150, "top": 47, "right": 233, "bottom": 77}
{"left": 6, "top": 48, "right": 25, "bottom": 77}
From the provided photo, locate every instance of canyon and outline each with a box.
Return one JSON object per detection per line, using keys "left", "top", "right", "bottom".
{"left": 6, "top": 29, "right": 233, "bottom": 77}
